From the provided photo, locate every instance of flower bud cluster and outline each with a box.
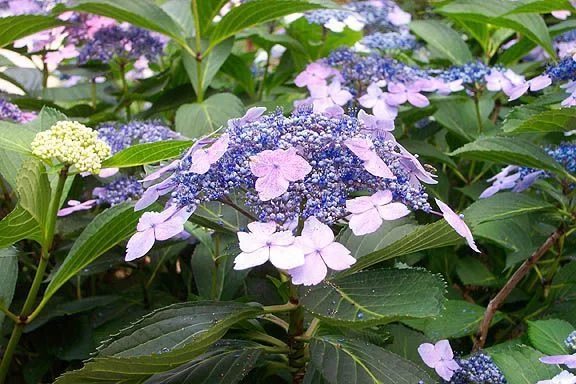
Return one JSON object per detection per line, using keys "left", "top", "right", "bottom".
{"left": 31, "top": 121, "right": 111, "bottom": 174}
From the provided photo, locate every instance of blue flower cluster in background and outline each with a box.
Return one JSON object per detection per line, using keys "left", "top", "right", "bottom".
{"left": 359, "top": 32, "right": 418, "bottom": 51}
{"left": 92, "top": 176, "right": 143, "bottom": 206}
{"left": 97, "top": 120, "right": 182, "bottom": 154}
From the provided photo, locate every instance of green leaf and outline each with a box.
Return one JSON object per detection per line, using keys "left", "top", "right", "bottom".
{"left": 464, "top": 192, "right": 554, "bottom": 227}
{"left": 55, "top": 302, "right": 262, "bottom": 383}
{"left": 456, "top": 258, "right": 499, "bottom": 286}
{"left": 383, "top": 324, "right": 431, "bottom": 370}
{"left": 503, "top": 108, "right": 576, "bottom": 134}
{"left": 340, "top": 220, "right": 462, "bottom": 275}
{"left": 143, "top": 341, "right": 262, "bottom": 384}
{"left": 161, "top": 0, "right": 194, "bottom": 37}
{"left": 0, "top": 15, "right": 66, "bottom": 48}
{"left": 527, "top": 319, "right": 575, "bottom": 356}
{"left": 301, "top": 269, "right": 446, "bottom": 326}
{"left": 433, "top": 96, "right": 494, "bottom": 141}
{"left": 507, "top": 0, "right": 572, "bottom": 14}
{"left": 43, "top": 203, "right": 146, "bottom": 304}
{"left": 183, "top": 38, "right": 234, "bottom": 93}
{"left": 194, "top": 0, "right": 229, "bottom": 35}
{"left": 208, "top": 0, "right": 328, "bottom": 50}
{"left": 220, "top": 54, "right": 256, "bottom": 97}
{"left": 0, "top": 120, "right": 36, "bottom": 154}
{"left": 489, "top": 345, "right": 560, "bottom": 384}
{"left": 0, "top": 205, "right": 43, "bottom": 247}
{"left": 101, "top": 140, "right": 192, "bottom": 168}
{"left": 0, "top": 247, "right": 18, "bottom": 327}
{"left": 404, "top": 300, "right": 503, "bottom": 340}
{"left": 450, "top": 137, "right": 567, "bottom": 176}
{"left": 17, "top": 159, "right": 51, "bottom": 234}
{"left": 410, "top": 20, "right": 473, "bottom": 65}
{"left": 548, "top": 262, "right": 576, "bottom": 326}
{"left": 175, "top": 93, "right": 245, "bottom": 138}
{"left": 437, "top": 0, "right": 555, "bottom": 57}
{"left": 309, "top": 336, "right": 434, "bottom": 384}
{"left": 65, "top": 0, "right": 186, "bottom": 45}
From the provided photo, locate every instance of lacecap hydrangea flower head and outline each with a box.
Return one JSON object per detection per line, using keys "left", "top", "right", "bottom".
{"left": 31, "top": 121, "right": 111, "bottom": 174}
{"left": 126, "top": 106, "right": 479, "bottom": 285}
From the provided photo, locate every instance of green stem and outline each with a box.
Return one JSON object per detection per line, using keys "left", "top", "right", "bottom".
{"left": 119, "top": 63, "right": 131, "bottom": 120}
{"left": 91, "top": 78, "right": 97, "bottom": 110}
{"left": 473, "top": 92, "right": 484, "bottom": 134}
{"left": 0, "top": 167, "right": 68, "bottom": 384}
{"left": 287, "top": 283, "right": 306, "bottom": 384}
{"left": 191, "top": 0, "right": 205, "bottom": 102}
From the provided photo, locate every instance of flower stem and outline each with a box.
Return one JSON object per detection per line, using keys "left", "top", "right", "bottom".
{"left": 474, "top": 226, "right": 565, "bottom": 350}
{"left": 119, "top": 63, "right": 131, "bottom": 120}
{"left": 287, "top": 283, "right": 307, "bottom": 384}
{"left": 191, "top": 0, "right": 205, "bottom": 102}
{"left": 0, "top": 167, "right": 68, "bottom": 383}
{"left": 473, "top": 91, "right": 484, "bottom": 134}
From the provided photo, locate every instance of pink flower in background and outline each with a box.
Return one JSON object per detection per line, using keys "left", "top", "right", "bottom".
{"left": 234, "top": 222, "right": 305, "bottom": 270}
{"left": 190, "top": 133, "right": 229, "bottom": 174}
{"left": 358, "top": 110, "right": 395, "bottom": 139}
{"left": 45, "top": 44, "right": 79, "bottom": 70}
{"left": 386, "top": 82, "right": 430, "bottom": 108}
{"left": 289, "top": 217, "right": 355, "bottom": 285}
{"left": 479, "top": 165, "right": 521, "bottom": 198}
{"left": 229, "top": 107, "right": 267, "bottom": 128}
{"left": 250, "top": 148, "right": 312, "bottom": 201}
{"left": 417, "top": 78, "right": 464, "bottom": 96}
{"left": 57, "top": 200, "right": 97, "bottom": 217}
{"left": 552, "top": 10, "right": 571, "bottom": 20}
{"left": 13, "top": 26, "right": 66, "bottom": 52}
{"left": 435, "top": 199, "right": 480, "bottom": 253}
{"left": 537, "top": 371, "right": 576, "bottom": 384}
{"left": 310, "top": 81, "right": 353, "bottom": 113}
{"left": 85, "top": 16, "right": 116, "bottom": 38}
{"left": 561, "top": 81, "right": 576, "bottom": 107}
{"left": 540, "top": 353, "right": 576, "bottom": 369}
{"left": 344, "top": 137, "right": 394, "bottom": 178}
{"left": 294, "top": 63, "right": 336, "bottom": 89}
{"left": 358, "top": 83, "right": 398, "bottom": 120}
{"left": 387, "top": 5, "right": 412, "bottom": 26}
{"left": 418, "top": 340, "right": 460, "bottom": 381}
{"left": 126, "top": 206, "right": 193, "bottom": 261}
{"left": 485, "top": 69, "right": 525, "bottom": 97}
{"left": 135, "top": 178, "right": 176, "bottom": 211}
{"left": 346, "top": 190, "right": 410, "bottom": 236}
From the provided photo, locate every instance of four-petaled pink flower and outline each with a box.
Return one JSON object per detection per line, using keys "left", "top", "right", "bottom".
{"left": 346, "top": 190, "right": 410, "bottom": 236}
{"left": 250, "top": 148, "right": 312, "bottom": 201}
{"left": 310, "top": 81, "right": 353, "bottom": 113}
{"left": 289, "top": 217, "right": 356, "bottom": 285}
{"left": 435, "top": 199, "right": 480, "bottom": 253}
{"left": 358, "top": 110, "right": 394, "bottom": 139}
{"left": 386, "top": 82, "right": 430, "bottom": 108}
{"left": 537, "top": 370, "right": 576, "bottom": 384}
{"left": 485, "top": 69, "right": 525, "bottom": 97}
{"left": 344, "top": 137, "right": 394, "bottom": 178}
{"left": 358, "top": 83, "right": 398, "bottom": 121}
{"left": 418, "top": 340, "right": 460, "bottom": 381}
{"left": 479, "top": 165, "right": 521, "bottom": 198}
{"left": 126, "top": 205, "right": 193, "bottom": 261}
{"left": 234, "top": 222, "right": 305, "bottom": 270}
{"left": 540, "top": 353, "right": 576, "bottom": 369}
{"left": 294, "top": 63, "right": 336, "bottom": 89}
{"left": 508, "top": 74, "right": 552, "bottom": 101}
{"left": 190, "top": 133, "right": 229, "bottom": 174}
{"left": 57, "top": 199, "right": 97, "bottom": 217}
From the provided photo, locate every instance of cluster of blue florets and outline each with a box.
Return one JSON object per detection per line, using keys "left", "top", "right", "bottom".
{"left": 325, "top": 48, "right": 429, "bottom": 89}
{"left": 97, "top": 120, "right": 181, "bottom": 154}
{"left": 360, "top": 32, "right": 418, "bottom": 51}
{"left": 170, "top": 107, "right": 430, "bottom": 227}
{"left": 78, "top": 25, "right": 164, "bottom": 64}
{"left": 0, "top": 98, "right": 23, "bottom": 122}
{"left": 547, "top": 143, "right": 576, "bottom": 174}
{"left": 304, "top": 9, "right": 359, "bottom": 26}
{"left": 348, "top": 0, "right": 400, "bottom": 32}
{"left": 555, "top": 30, "right": 576, "bottom": 43}
{"left": 545, "top": 57, "right": 576, "bottom": 82}
{"left": 566, "top": 331, "right": 576, "bottom": 352}
{"left": 92, "top": 176, "right": 143, "bottom": 206}
{"left": 448, "top": 352, "right": 507, "bottom": 384}
{"left": 438, "top": 62, "right": 491, "bottom": 84}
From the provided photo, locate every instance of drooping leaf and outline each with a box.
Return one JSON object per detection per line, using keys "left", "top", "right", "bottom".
{"left": 101, "top": 140, "right": 193, "bottom": 168}
{"left": 0, "top": 15, "right": 66, "bottom": 48}
{"left": 0, "top": 120, "right": 36, "bottom": 154}
{"left": 489, "top": 345, "right": 561, "bottom": 384}
{"left": 175, "top": 93, "right": 245, "bottom": 138}
{"left": 0, "top": 205, "right": 43, "bottom": 247}
{"left": 0, "top": 247, "right": 18, "bottom": 327}
{"left": 309, "top": 336, "right": 434, "bottom": 384}
{"left": 527, "top": 319, "right": 575, "bottom": 356}
{"left": 16, "top": 159, "right": 51, "bottom": 234}
{"left": 143, "top": 340, "right": 262, "bottom": 384}
{"left": 208, "top": 0, "right": 329, "bottom": 50}
{"left": 450, "top": 137, "right": 567, "bottom": 176}
{"left": 301, "top": 269, "right": 446, "bottom": 326}
{"left": 410, "top": 20, "right": 473, "bottom": 64}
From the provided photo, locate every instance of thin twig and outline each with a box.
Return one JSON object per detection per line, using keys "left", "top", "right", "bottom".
{"left": 474, "top": 226, "right": 565, "bottom": 350}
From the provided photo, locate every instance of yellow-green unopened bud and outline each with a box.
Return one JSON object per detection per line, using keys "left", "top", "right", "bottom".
{"left": 31, "top": 121, "right": 111, "bottom": 174}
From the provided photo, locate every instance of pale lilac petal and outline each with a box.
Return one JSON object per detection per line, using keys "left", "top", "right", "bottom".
{"left": 295, "top": 235, "right": 317, "bottom": 255}
{"left": 507, "top": 82, "right": 530, "bottom": 101}
{"left": 344, "top": 138, "right": 373, "bottom": 161}
{"left": 388, "top": 6, "right": 411, "bottom": 25}
{"left": 349, "top": 209, "right": 382, "bottom": 236}
{"left": 98, "top": 168, "right": 119, "bottom": 178}
{"left": 270, "top": 230, "right": 297, "bottom": 246}
{"left": 247, "top": 221, "right": 278, "bottom": 236}
{"left": 346, "top": 195, "right": 374, "bottom": 214}
{"left": 125, "top": 229, "right": 155, "bottom": 261}
{"left": 373, "top": 100, "right": 398, "bottom": 120}
{"left": 377, "top": 202, "right": 410, "bottom": 221}
{"left": 418, "top": 343, "right": 441, "bottom": 368}
{"left": 190, "top": 151, "right": 212, "bottom": 174}
{"left": 289, "top": 252, "right": 327, "bottom": 286}
{"left": 331, "top": 89, "right": 353, "bottom": 105}
{"left": 359, "top": 93, "right": 378, "bottom": 109}
{"left": 540, "top": 354, "right": 576, "bottom": 368}
{"left": 238, "top": 232, "right": 264, "bottom": 253}
{"left": 255, "top": 170, "right": 290, "bottom": 201}
{"left": 320, "top": 242, "right": 355, "bottom": 270}
{"left": 435, "top": 199, "right": 480, "bottom": 253}
{"left": 142, "top": 160, "right": 179, "bottom": 182}
{"left": 364, "top": 154, "right": 394, "bottom": 178}
{"left": 57, "top": 199, "right": 97, "bottom": 216}
{"left": 552, "top": 10, "right": 571, "bottom": 20}
{"left": 435, "top": 340, "right": 454, "bottom": 360}
{"left": 324, "top": 105, "right": 344, "bottom": 117}
{"left": 154, "top": 216, "right": 186, "bottom": 241}
{"left": 135, "top": 179, "right": 175, "bottom": 211}
{"left": 301, "top": 216, "right": 334, "bottom": 249}
{"left": 536, "top": 371, "right": 576, "bottom": 384}
{"left": 279, "top": 151, "right": 312, "bottom": 181}
{"left": 385, "top": 92, "right": 407, "bottom": 106}
{"left": 370, "top": 190, "right": 393, "bottom": 205}
{"left": 435, "top": 363, "right": 457, "bottom": 381}
{"left": 530, "top": 75, "right": 553, "bottom": 91}
{"left": 407, "top": 92, "right": 430, "bottom": 108}
{"left": 479, "top": 185, "right": 502, "bottom": 199}
{"left": 233, "top": 248, "right": 270, "bottom": 270}
{"left": 269, "top": 244, "right": 305, "bottom": 270}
